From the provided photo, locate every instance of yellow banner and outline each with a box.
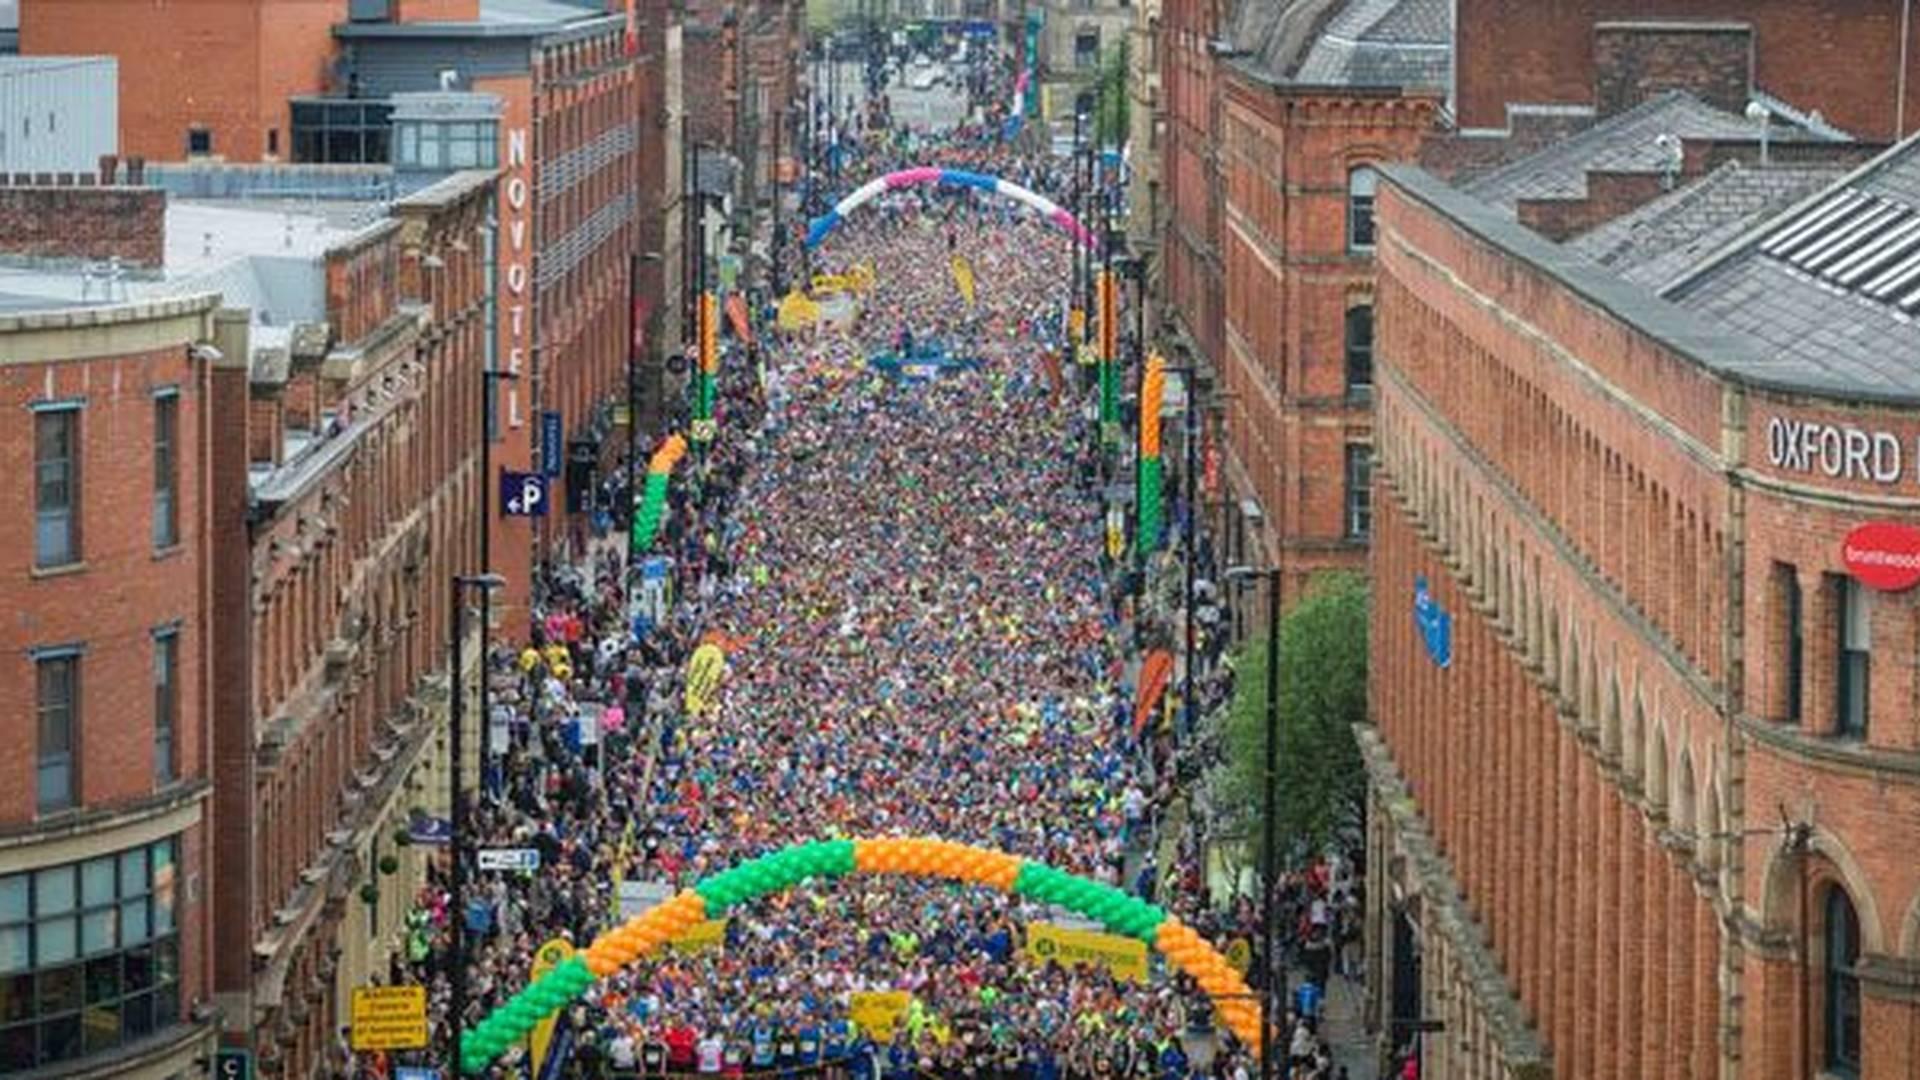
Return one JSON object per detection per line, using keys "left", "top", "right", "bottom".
{"left": 950, "top": 254, "right": 975, "bottom": 307}
{"left": 849, "top": 990, "right": 913, "bottom": 1043}
{"left": 1023, "top": 922, "right": 1149, "bottom": 982}
{"left": 777, "top": 289, "right": 820, "bottom": 330}
{"left": 350, "top": 985, "right": 428, "bottom": 1051}
{"left": 529, "top": 938, "right": 574, "bottom": 1068}
{"left": 667, "top": 917, "right": 729, "bottom": 954}
{"left": 684, "top": 642, "right": 725, "bottom": 715}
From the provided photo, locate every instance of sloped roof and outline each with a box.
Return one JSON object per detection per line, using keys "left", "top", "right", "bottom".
{"left": 1663, "top": 135, "right": 1920, "bottom": 400}
{"left": 1464, "top": 91, "right": 1848, "bottom": 217}
{"left": 1568, "top": 161, "right": 1848, "bottom": 289}
{"left": 1229, "top": 0, "right": 1448, "bottom": 90}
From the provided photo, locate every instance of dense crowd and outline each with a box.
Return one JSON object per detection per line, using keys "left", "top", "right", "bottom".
{"left": 343, "top": 79, "right": 1371, "bottom": 1080}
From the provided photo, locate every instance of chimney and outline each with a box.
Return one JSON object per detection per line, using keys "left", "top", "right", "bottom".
{"left": 127, "top": 156, "right": 147, "bottom": 185}
{"left": 98, "top": 154, "right": 120, "bottom": 185}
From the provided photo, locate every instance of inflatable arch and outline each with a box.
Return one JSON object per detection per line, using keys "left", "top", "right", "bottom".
{"left": 458, "top": 838, "right": 1263, "bottom": 1073}
{"left": 804, "top": 168, "right": 1096, "bottom": 251}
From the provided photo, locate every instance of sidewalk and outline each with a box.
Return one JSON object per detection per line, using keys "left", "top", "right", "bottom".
{"left": 1320, "top": 971, "right": 1378, "bottom": 1080}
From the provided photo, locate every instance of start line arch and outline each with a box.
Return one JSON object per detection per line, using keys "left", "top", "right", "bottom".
{"left": 458, "top": 837, "right": 1263, "bottom": 1072}
{"left": 804, "top": 167, "right": 1097, "bottom": 251}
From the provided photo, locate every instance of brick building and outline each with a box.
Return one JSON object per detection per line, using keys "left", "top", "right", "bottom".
{"left": 341, "top": 1, "right": 649, "bottom": 631}
{"left": 0, "top": 167, "right": 496, "bottom": 1077}
{"left": 1449, "top": 0, "right": 1919, "bottom": 147}
{"left": 0, "top": 185, "right": 226, "bottom": 1077}
{"left": 21, "top": 0, "right": 343, "bottom": 162}
{"left": 1158, "top": 0, "right": 1444, "bottom": 594}
{"left": 1364, "top": 130, "right": 1920, "bottom": 1079}
{"left": 205, "top": 173, "right": 496, "bottom": 1078}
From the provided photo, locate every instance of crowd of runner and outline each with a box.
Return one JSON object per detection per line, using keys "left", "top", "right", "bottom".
{"left": 343, "top": 66, "right": 1372, "bottom": 1080}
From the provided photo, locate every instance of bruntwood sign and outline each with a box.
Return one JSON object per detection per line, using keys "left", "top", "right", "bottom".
{"left": 1842, "top": 522, "right": 1920, "bottom": 592}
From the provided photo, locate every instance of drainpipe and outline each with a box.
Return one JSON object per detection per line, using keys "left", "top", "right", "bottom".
{"left": 1900, "top": 0, "right": 1913, "bottom": 139}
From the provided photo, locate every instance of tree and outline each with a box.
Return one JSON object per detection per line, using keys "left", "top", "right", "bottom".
{"left": 1092, "top": 41, "right": 1131, "bottom": 148}
{"left": 1214, "top": 571, "right": 1369, "bottom": 867}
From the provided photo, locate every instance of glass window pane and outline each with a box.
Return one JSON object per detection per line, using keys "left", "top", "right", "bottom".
{"left": 122, "top": 989, "right": 154, "bottom": 1041}
{"left": 449, "top": 133, "right": 479, "bottom": 168}
{"left": 0, "top": 972, "right": 30, "bottom": 1023}
{"left": 122, "top": 944, "right": 153, "bottom": 993}
{"left": 154, "top": 938, "right": 177, "bottom": 985}
{"left": 36, "top": 962, "right": 81, "bottom": 1012}
{"left": 81, "top": 859, "right": 114, "bottom": 907}
{"left": 153, "top": 981, "right": 178, "bottom": 1029}
{"left": 35, "top": 868, "right": 75, "bottom": 914}
{"left": 83, "top": 956, "right": 119, "bottom": 1004}
{"left": 119, "top": 898, "right": 148, "bottom": 944}
{"left": 81, "top": 910, "right": 114, "bottom": 955}
{"left": 39, "top": 1012, "right": 81, "bottom": 1063}
{"left": 82, "top": 1002, "right": 119, "bottom": 1054}
{"left": 121, "top": 849, "right": 149, "bottom": 893}
{"left": 0, "top": 1022, "right": 33, "bottom": 1067}
{"left": 0, "top": 928, "right": 27, "bottom": 975}
{"left": 37, "top": 917, "right": 75, "bottom": 965}
{"left": 398, "top": 123, "right": 417, "bottom": 165}
{"left": 0, "top": 877, "right": 25, "bottom": 921}
{"left": 419, "top": 128, "right": 442, "bottom": 167}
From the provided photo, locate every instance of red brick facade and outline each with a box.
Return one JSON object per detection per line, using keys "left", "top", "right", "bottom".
{"left": 0, "top": 182, "right": 166, "bottom": 267}
{"left": 22, "top": 0, "right": 344, "bottom": 162}
{"left": 208, "top": 173, "right": 495, "bottom": 1079}
{"left": 1453, "top": 0, "right": 1920, "bottom": 142}
{"left": 0, "top": 294, "right": 226, "bottom": 1076}
{"left": 1363, "top": 168, "right": 1920, "bottom": 1079}
{"left": 1218, "top": 78, "right": 1436, "bottom": 592}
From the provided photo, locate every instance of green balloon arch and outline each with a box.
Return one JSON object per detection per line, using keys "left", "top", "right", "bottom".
{"left": 456, "top": 837, "right": 1263, "bottom": 1073}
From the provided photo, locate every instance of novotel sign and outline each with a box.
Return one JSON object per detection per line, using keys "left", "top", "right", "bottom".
{"left": 1765, "top": 417, "right": 1908, "bottom": 484}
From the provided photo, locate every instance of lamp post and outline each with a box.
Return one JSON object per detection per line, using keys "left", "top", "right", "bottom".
{"left": 1225, "top": 564, "right": 1281, "bottom": 1080}
{"left": 446, "top": 571, "right": 506, "bottom": 1072}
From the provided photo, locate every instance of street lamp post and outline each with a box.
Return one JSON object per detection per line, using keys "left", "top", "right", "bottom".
{"left": 1226, "top": 564, "right": 1282, "bottom": 1080}
{"left": 446, "top": 571, "right": 505, "bottom": 1072}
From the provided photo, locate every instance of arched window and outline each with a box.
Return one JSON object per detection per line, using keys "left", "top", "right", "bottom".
{"left": 1348, "top": 166, "right": 1378, "bottom": 251}
{"left": 1825, "top": 887, "right": 1863, "bottom": 1073}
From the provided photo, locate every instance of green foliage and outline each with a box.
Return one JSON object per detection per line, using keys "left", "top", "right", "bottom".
{"left": 1216, "top": 572, "right": 1370, "bottom": 866}
{"left": 1092, "top": 41, "right": 1131, "bottom": 148}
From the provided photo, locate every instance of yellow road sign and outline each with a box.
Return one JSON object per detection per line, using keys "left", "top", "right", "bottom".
{"left": 350, "top": 985, "right": 428, "bottom": 1051}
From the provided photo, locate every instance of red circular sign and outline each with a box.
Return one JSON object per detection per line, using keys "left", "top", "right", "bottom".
{"left": 1841, "top": 522, "right": 1920, "bottom": 592}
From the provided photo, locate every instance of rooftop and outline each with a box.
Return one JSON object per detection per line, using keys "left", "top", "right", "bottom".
{"left": 1463, "top": 91, "right": 1851, "bottom": 217}
{"left": 1385, "top": 159, "right": 1920, "bottom": 405}
{"left": 1663, "top": 136, "right": 1920, "bottom": 399}
{"left": 0, "top": 199, "right": 383, "bottom": 337}
{"left": 1568, "top": 160, "right": 1849, "bottom": 290}
{"left": 1228, "top": 0, "right": 1449, "bottom": 91}
{"left": 334, "top": 0, "right": 617, "bottom": 38}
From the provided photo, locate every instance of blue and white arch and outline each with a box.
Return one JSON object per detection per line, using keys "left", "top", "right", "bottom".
{"left": 803, "top": 167, "right": 1096, "bottom": 250}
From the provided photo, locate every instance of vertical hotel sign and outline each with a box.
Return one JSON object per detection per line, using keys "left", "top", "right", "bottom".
{"left": 502, "top": 123, "right": 532, "bottom": 429}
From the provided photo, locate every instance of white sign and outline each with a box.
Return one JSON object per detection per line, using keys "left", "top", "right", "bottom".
{"left": 1765, "top": 416, "right": 1906, "bottom": 484}
{"left": 477, "top": 848, "right": 541, "bottom": 872}
{"left": 618, "top": 879, "right": 674, "bottom": 919}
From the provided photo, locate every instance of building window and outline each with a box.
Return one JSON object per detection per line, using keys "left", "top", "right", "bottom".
{"left": 267, "top": 128, "right": 279, "bottom": 157}
{"left": 1076, "top": 29, "right": 1101, "bottom": 69}
{"left": 153, "top": 631, "right": 177, "bottom": 785}
{"left": 291, "top": 101, "right": 395, "bottom": 165}
{"left": 1348, "top": 166, "right": 1378, "bottom": 252}
{"left": 1836, "top": 576, "right": 1869, "bottom": 739}
{"left": 1824, "top": 887, "right": 1862, "bottom": 1074}
{"left": 0, "top": 839, "right": 182, "bottom": 1068}
{"left": 186, "top": 127, "right": 211, "bottom": 156}
{"left": 1345, "top": 444, "right": 1373, "bottom": 540}
{"left": 35, "top": 408, "right": 79, "bottom": 568}
{"left": 36, "top": 653, "right": 78, "bottom": 814}
{"left": 1345, "top": 305, "right": 1374, "bottom": 400}
{"left": 1774, "top": 562, "right": 1802, "bottom": 724}
{"left": 152, "top": 394, "right": 177, "bottom": 550}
